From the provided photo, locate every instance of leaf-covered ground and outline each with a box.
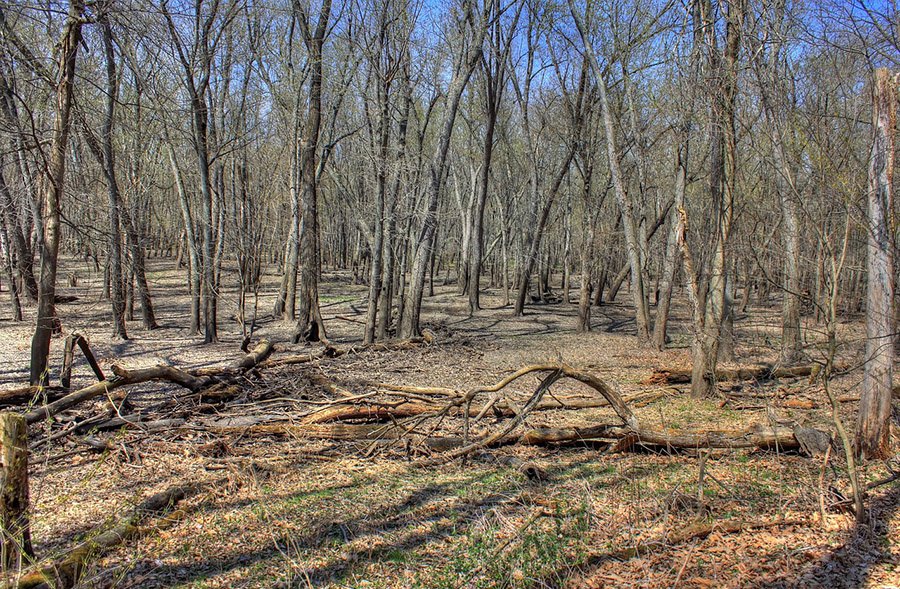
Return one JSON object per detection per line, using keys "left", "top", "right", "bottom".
{"left": 3, "top": 259, "right": 899, "bottom": 588}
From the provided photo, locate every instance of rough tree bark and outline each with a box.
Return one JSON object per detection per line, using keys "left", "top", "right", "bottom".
{"left": 686, "top": 0, "right": 744, "bottom": 398}
{"left": 857, "top": 68, "right": 895, "bottom": 460}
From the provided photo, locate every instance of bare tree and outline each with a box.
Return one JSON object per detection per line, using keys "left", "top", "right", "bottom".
{"left": 399, "top": 0, "right": 490, "bottom": 338}
{"left": 568, "top": 0, "right": 652, "bottom": 343}
{"left": 291, "top": 0, "right": 332, "bottom": 343}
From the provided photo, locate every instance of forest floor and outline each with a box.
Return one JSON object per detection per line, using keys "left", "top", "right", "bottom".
{"left": 1, "top": 257, "right": 899, "bottom": 588}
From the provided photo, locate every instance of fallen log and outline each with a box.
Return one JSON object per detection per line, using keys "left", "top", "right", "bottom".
{"left": 299, "top": 390, "right": 668, "bottom": 426}
{"left": 23, "top": 366, "right": 205, "bottom": 425}
{"left": 14, "top": 484, "right": 197, "bottom": 589}
{"left": 0, "top": 386, "right": 68, "bottom": 409}
{"left": 642, "top": 363, "right": 847, "bottom": 386}
{"left": 194, "top": 340, "right": 275, "bottom": 376}
{"left": 259, "top": 338, "right": 431, "bottom": 370}
{"left": 93, "top": 416, "right": 187, "bottom": 433}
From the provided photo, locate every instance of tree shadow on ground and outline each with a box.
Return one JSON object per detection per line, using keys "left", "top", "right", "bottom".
{"left": 115, "top": 468, "right": 530, "bottom": 588}
{"left": 766, "top": 484, "right": 900, "bottom": 588}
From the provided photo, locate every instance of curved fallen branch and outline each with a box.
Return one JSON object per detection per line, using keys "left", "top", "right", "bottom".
{"left": 395, "top": 364, "right": 829, "bottom": 460}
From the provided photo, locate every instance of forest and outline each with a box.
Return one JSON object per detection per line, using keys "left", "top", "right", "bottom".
{"left": 0, "top": 0, "right": 897, "bottom": 586}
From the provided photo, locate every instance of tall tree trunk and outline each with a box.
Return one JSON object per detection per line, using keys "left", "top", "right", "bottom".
{"left": 0, "top": 74, "right": 38, "bottom": 302}
{"left": 752, "top": 1, "right": 802, "bottom": 364}
{"left": 364, "top": 65, "right": 391, "bottom": 344}
{"left": 689, "top": 0, "right": 743, "bottom": 398}
{"left": 292, "top": 0, "right": 332, "bottom": 343}
{"left": 30, "top": 0, "right": 84, "bottom": 385}
{"left": 857, "top": 68, "right": 895, "bottom": 460}
{"left": 124, "top": 83, "right": 158, "bottom": 330}
{"left": 101, "top": 17, "right": 128, "bottom": 340}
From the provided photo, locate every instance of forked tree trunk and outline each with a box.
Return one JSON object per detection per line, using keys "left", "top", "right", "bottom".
{"left": 400, "top": 6, "right": 488, "bottom": 338}
{"left": 857, "top": 68, "right": 895, "bottom": 460}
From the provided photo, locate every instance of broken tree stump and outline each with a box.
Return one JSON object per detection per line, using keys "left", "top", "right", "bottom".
{"left": 0, "top": 412, "right": 32, "bottom": 571}
{"left": 60, "top": 332, "right": 105, "bottom": 390}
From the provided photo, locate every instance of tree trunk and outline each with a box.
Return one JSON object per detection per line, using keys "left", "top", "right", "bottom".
{"left": 857, "top": 68, "right": 894, "bottom": 460}
{"left": 166, "top": 140, "right": 201, "bottom": 335}
{"left": 568, "top": 5, "right": 650, "bottom": 341}
{"left": 0, "top": 169, "right": 36, "bottom": 303}
{"left": 101, "top": 18, "right": 128, "bottom": 340}
{"left": 0, "top": 214, "right": 22, "bottom": 321}
{"left": 0, "top": 413, "right": 32, "bottom": 571}
{"left": 292, "top": 0, "right": 332, "bottom": 344}
{"left": 513, "top": 146, "right": 576, "bottom": 316}
{"left": 653, "top": 125, "right": 688, "bottom": 350}
{"left": 400, "top": 10, "right": 487, "bottom": 338}
{"left": 30, "top": 1, "right": 84, "bottom": 385}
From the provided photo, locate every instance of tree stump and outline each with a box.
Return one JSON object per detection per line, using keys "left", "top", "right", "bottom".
{"left": 0, "top": 412, "right": 32, "bottom": 571}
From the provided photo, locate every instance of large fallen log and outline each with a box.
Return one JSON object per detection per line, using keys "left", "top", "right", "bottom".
{"left": 14, "top": 484, "right": 197, "bottom": 589}
{"left": 642, "top": 363, "right": 847, "bottom": 386}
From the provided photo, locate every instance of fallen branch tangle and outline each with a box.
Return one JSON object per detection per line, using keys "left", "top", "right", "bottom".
{"left": 402, "top": 364, "right": 828, "bottom": 465}
{"left": 23, "top": 340, "right": 274, "bottom": 425}
{"left": 15, "top": 340, "right": 830, "bottom": 463}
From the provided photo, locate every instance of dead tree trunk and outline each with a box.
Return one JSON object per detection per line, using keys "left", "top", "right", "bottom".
{"left": 857, "top": 68, "right": 895, "bottom": 460}
{"left": 0, "top": 412, "right": 32, "bottom": 571}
